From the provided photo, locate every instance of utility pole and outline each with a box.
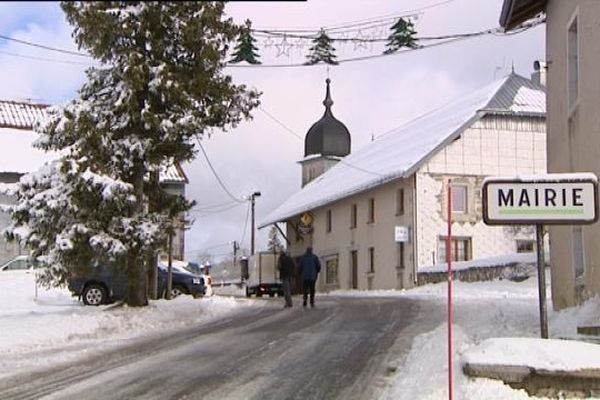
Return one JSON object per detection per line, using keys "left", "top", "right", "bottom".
{"left": 232, "top": 240, "right": 239, "bottom": 274}
{"left": 250, "top": 191, "right": 261, "bottom": 255}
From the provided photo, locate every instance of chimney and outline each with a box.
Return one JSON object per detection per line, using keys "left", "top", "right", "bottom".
{"left": 531, "top": 60, "right": 547, "bottom": 87}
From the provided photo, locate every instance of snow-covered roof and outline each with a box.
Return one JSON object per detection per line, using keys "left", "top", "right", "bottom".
{"left": 260, "top": 73, "right": 546, "bottom": 227}
{"left": 0, "top": 100, "right": 48, "bottom": 130}
{"left": 0, "top": 100, "right": 187, "bottom": 183}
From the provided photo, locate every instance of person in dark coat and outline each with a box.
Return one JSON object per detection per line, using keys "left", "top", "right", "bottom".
{"left": 298, "top": 246, "right": 321, "bottom": 308}
{"left": 277, "top": 250, "right": 295, "bottom": 308}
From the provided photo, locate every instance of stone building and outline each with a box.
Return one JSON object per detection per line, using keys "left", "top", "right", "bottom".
{"left": 260, "top": 74, "right": 546, "bottom": 291}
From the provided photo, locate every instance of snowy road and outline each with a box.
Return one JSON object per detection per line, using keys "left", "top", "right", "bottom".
{"left": 0, "top": 296, "right": 442, "bottom": 400}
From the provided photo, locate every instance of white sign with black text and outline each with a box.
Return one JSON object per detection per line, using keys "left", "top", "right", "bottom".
{"left": 482, "top": 174, "right": 598, "bottom": 225}
{"left": 394, "top": 226, "right": 409, "bottom": 242}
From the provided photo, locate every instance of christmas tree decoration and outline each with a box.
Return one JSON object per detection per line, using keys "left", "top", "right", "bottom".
{"left": 305, "top": 29, "right": 339, "bottom": 65}
{"left": 383, "top": 17, "right": 418, "bottom": 54}
{"left": 230, "top": 19, "right": 261, "bottom": 64}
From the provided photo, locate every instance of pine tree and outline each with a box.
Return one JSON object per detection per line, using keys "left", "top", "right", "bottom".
{"left": 230, "top": 19, "right": 261, "bottom": 64}
{"left": 383, "top": 17, "right": 418, "bottom": 54}
{"left": 305, "top": 29, "right": 338, "bottom": 65}
{"left": 267, "top": 226, "right": 283, "bottom": 253}
{"left": 4, "top": 2, "right": 260, "bottom": 307}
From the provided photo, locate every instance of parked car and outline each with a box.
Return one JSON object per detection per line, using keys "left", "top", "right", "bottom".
{"left": 0, "top": 255, "right": 38, "bottom": 272}
{"left": 68, "top": 263, "right": 206, "bottom": 306}
{"left": 158, "top": 263, "right": 207, "bottom": 299}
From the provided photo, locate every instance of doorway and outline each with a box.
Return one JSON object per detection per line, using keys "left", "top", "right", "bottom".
{"left": 351, "top": 250, "right": 358, "bottom": 289}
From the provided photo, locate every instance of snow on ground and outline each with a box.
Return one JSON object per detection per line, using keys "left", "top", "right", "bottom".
{"left": 419, "top": 252, "right": 537, "bottom": 273}
{"left": 2, "top": 269, "right": 600, "bottom": 399}
{"left": 0, "top": 271, "right": 273, "bottom": 378}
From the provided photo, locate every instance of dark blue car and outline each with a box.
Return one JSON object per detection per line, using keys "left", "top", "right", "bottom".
{"left": 68, "top": 264, "right": 206, "bottom": 306}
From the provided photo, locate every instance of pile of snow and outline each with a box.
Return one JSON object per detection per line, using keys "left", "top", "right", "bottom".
{"left": 463, "top": 337, "right": 600, "bottom": 371}
{"left": 378, "top": 277, "right": 600, "bottom": 399}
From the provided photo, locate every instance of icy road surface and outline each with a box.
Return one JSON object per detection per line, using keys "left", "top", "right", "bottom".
{"left": 0, "top": 296, "right": 442, "bottom": 400}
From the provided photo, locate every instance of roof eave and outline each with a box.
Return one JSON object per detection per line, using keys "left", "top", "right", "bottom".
{"left": 500, "top": 0, "right": 547, "bottom": 30}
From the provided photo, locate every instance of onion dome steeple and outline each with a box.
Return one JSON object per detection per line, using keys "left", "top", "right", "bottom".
{"left": 304, "top": 79, "right": 351, "bottom": 157}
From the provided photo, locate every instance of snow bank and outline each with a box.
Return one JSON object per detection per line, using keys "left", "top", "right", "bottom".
{"left": 463, "top": 337, "right": 600, "bottom": 371}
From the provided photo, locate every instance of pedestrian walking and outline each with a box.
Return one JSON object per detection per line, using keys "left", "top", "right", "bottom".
{"left": 277, "top": 250, "right": 295, "bottom": 308}
{"left": 298, "top": 246, "right": 320, "bottom": 308}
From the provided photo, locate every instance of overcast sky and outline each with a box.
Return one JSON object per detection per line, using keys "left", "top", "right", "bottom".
{"left": 0, "top": 0, "right": 544, "bottom": 263}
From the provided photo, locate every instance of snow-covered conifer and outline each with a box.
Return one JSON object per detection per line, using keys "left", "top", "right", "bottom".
{"left": 4, "top": 2, "right": 260, "bottom": 306}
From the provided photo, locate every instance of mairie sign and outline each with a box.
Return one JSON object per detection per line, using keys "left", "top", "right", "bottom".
{"left": 482, "top": 173, "right": 599, "bottom": 225}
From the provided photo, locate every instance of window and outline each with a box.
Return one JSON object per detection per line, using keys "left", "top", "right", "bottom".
{"left": 368, "top": 198, "right": 375, "bottom": 223}
{"left": 350, "top": 204, "right": 357, "bottom": 229}
{"left": 325, "top": 256, "right": 339, "bottom": 285}
{"left": 396, "top": 242, "right": 405, "bottom": 269}
{"left": 568, "top": 13, "right": 579, "bottom": 111}
{"left": 368, "top": 247, "right": 375, "bottom": 273}
{"left": 438, "top": 237, "right": 471, "bottom": 263}
{"left": 396, "top": 188, "right": 405, "bottom": 216}
{"left": 516, "top": 240, "right": 535, "bottom": 253}
{"left": 572, "top": 226, "right": 585, "bottom": 279}
{"left": 451, "top": 185, "right": 467, "bottom": 213}
{"left": 326, "top": 209, "right": 332, "bottom": 233}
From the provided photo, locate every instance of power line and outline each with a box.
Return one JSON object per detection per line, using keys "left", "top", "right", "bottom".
{"left": 259, "top": 106, "right": 303, "bottom": 141}
{"left": 324, "top": 156, "right": 385, "bottom": 177}
{"left": 190, "top": 202, "right": 245, "bottom": 216}
{"left": 0, "top": 19, "right": 543, "bottom": 70}
{"left": 195, "top": 136, "right": 245, "bottom": 204}
{"left": 0, "top": 49, "right": 92, "bottom": 66}
{"left": 0, "top": 34, "right": 90, "bottom": 58}
{"left": 252, "top": 0, "right": 457, "bottom": 32}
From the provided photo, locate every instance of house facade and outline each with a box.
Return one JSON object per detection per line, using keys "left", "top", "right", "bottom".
{"left": 0, "top": 100, "right": 188, "bottom": 264}
{"left": 501, "top": 0, "right": 600, "bottom": 309}
{"left": 261, "top": 75, "right": 546, "bottom": 291}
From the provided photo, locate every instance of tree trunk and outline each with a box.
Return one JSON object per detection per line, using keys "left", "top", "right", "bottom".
{"left": 126, "top": 162, "right": 148, "bottom": 307}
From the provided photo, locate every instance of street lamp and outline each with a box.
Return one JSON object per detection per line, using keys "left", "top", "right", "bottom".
{"left": 250, "top": 191, "right": 261, "bottom": 255}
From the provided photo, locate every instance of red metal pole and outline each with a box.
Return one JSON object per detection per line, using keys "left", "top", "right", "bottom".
{"left": 447, "top": 180, "right": 454, "bottom": 400}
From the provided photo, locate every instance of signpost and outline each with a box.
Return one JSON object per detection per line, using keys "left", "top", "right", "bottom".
{"left": 483, "top": 173, "right": 598, "bottom": 338}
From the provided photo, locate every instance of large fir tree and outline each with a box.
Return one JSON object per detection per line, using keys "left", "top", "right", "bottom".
{"left": 383, "top": 17, "right": 418, "bottom": 54}
{"left": 230, "top": 19, "right": 261, "bottom": 64}
{"left": 305, "top": 29, "right": 338, "bottom": 65}
{"left": 4, "top": 2, "right": 260, "bottom": 307}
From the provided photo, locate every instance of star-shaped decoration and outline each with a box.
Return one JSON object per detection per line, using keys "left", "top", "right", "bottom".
{"left": 353, "top": 29, "right": 369, "bottom": 51}
{"left": 275, "top": 35, "right": 292, "bottom": 57}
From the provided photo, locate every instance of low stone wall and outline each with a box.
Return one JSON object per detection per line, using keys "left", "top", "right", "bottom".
{"left": 417, "top": 262, "right": 545, "bottom": 285}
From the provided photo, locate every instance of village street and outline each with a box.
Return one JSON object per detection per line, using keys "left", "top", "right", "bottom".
{"left": 0, "top": 296, "right": 443, "bottom": 400}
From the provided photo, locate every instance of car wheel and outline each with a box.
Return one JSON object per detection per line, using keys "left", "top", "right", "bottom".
{"left": 171, "top": 286, "right": 186, "bottom": 298}
{"left": 269, "top": 293, "right": 275, "bottom": 298}
{"left": 82, "top": 283, "right": 107, "bottom": 306}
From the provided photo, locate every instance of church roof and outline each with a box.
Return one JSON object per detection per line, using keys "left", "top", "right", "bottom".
{"left": 304, "top": 79, "right": 350, "bottom": 158}
{"left": 260, "top": 73, "right": 546, "bottom": 227}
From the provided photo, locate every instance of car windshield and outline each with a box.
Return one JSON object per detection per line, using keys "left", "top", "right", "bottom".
{"left": 1, "top": 257, "right": 39, "bottom": 271}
